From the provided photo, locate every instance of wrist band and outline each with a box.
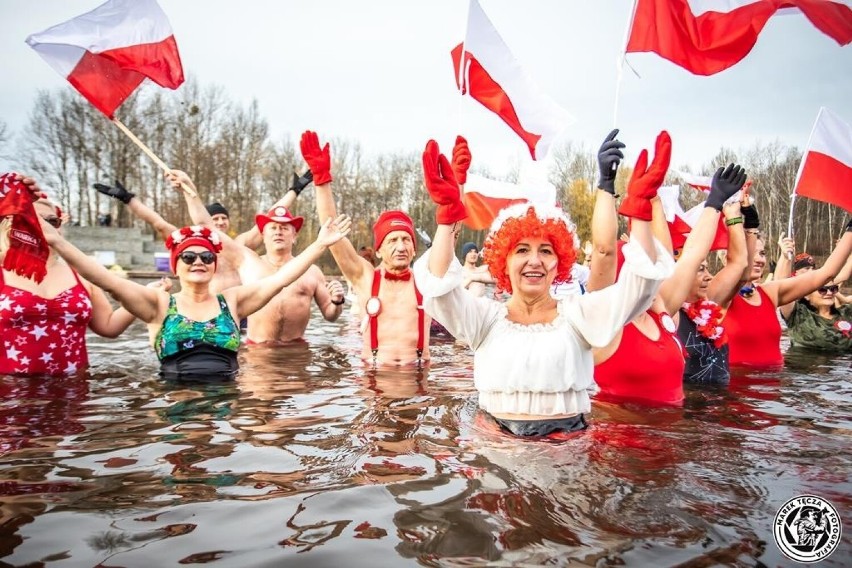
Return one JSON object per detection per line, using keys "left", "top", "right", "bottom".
{"left": 725, "top": 217, "right": 743, "bottom": 226}
{"left": 331, "top": 298, "right": 345, "bottom": 306}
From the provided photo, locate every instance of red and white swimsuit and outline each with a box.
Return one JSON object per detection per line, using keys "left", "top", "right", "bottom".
{"left": 0, "top": 270, "right": 92, "bottom": 376}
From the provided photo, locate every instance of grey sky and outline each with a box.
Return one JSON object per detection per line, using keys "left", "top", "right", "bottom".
{"left": 1, "top": 0, "right": 850, "bottom": 177}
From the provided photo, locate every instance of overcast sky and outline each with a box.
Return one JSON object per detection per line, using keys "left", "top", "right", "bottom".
{"left": 1, "top": 0, "right": 850, "bottom": 178}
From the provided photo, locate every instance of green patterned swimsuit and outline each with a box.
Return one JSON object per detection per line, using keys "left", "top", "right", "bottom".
{"left": 155, "top": 294, "right": 241, "bottom": 378}
{"left": 784, "top": 301, "right": 852, "bottom": 352}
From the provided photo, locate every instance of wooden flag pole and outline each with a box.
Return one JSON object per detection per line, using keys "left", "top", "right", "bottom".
{"left": 111, "top": 117, "right": 198, "bottom": 199}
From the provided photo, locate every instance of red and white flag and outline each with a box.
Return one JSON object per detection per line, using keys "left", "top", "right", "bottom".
{"left": 658, "top": 184, "right": 728, "bottom": 251}
{"left": 675, "top": 170, "right": 752, "bottom": 193}
{"left": 794, "top": 107, "right": 852, "bottom": 212}
{"left": 451, "top": 0, "right": 573, "bottom": 160}
{"left": 462, "top": 173, "right": 556, "bottom": 230}
{"left": 626, "top": 0, "right": 852, "bottom": 76}
{"left": 26, "top": 0, "right": 184, "bottom": 118}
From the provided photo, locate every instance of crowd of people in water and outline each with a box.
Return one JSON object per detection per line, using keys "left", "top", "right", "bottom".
{"left": 1, "top": 129, "right": 850, "bottom": 438}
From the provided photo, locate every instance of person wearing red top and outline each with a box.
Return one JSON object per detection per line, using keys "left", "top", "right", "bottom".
{"left": 724, "top": 219, "right": 852, "bottom": 370}
{"left": 588, "top": 130, "right": 748, "bottom": 403}
{"left": 0, "top": 173, "right": 137, "bottom": 376}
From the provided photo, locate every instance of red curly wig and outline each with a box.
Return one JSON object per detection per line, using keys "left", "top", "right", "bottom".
{"left": 481, "top": 204, "right": 577, "bottom": 294}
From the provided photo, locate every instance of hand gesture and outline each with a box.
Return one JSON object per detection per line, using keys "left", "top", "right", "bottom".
{"left": 1, "top": 172, "right": 46, "bottom": 201}
{"left": 93, "top": 180, "right": 135, "bottom": 204}
{"left": 164, "top": 170, "right": 197, "bottom": 194}
{"left": 326, "top": 279, "right": 345, "bottom": 304}
{"left": 618, "top": 130, "right": 671, "bottom": 221}
{"left": 316, "top": 214, "right": 352, "bottom": 247}
{"left": 597, "top": 129, "right": 625, "bottom": 195}
{"left": 299, "top": 131, "right": 332, "bottom": 186}
{"left": 451, "top": 135, "right": 472, "bottom": 185}
{"left": 147, "top": 277, "right": 173, "bottom": 292}
{"left": 422, "top": 139, "right": 467, "bottom": 225}
{"left": 290, "top": 170, "right": 314, "bottom": 196}
{"left": 706, "top": 164, "right": 747, "bottom": 211}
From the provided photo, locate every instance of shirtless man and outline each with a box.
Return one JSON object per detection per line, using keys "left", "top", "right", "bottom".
{"left": 237, "top": 205, "right": 345, "bottom": 343}
{"left": 459, "top": 241, "right": 494, "bottom": 297}
{"left": 300, "top": 130, "right": 431, "bottom": 367}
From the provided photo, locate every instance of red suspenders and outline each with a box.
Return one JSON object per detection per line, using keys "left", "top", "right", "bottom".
{"left": 368, "top": 269, "right": 424, "bottom": 367}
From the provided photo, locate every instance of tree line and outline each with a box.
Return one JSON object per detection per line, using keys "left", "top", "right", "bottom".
{"left": 5, "top": 78, "right": 848, "bottom": 272}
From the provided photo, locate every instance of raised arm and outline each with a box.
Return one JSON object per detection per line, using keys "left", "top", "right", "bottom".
{"left": 41, "top": 220, "right": 162, "bottom": 323}
{"left": 95, "top": 180, "right": 177, "bottom": 240}
{"left": 706, "top": 201, "right": 749, "bottom": 309}
{"left": 773, "top": 235, "right": 794, "bottom": 281}
{"left": 659, "top": 164, "right": 747, "bottom": 314}
{"left": 301, "top": 130, "right": 372, "bottom": 286}
{"left": 586, "top": 129, "right": 624, "bottom": 292}
{"left": 768, "top": 222, "right": 852, "bottom": 307}
{"left": 423, "top": 139, "right": 468, "bottom": 278}
{"left": 228, "top": 215, "right": 351, "bottom": 320}
{"left": 86, "top": 284, "right": 138, "bottom": 338}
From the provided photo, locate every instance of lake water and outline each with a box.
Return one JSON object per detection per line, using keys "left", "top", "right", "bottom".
{"left": 0, "top": 310, "right": 849, "bottom": 567}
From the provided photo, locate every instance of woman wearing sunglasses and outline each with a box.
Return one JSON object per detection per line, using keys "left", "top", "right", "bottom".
{"left": 783, "top": 281, "right": 852, "bottom": 352}
{"left": 724, "top": 219, "right": 852, "bottom": 367}
{"left": 39, "top": 214, "right": 351, "bottom": 379}
{"left": 1, "top": 173, "right": 137, "bottom": 376}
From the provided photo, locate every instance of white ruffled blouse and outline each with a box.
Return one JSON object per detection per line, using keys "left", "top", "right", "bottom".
{"left": 413, "top": 239, "right": 674, "bottom": 416}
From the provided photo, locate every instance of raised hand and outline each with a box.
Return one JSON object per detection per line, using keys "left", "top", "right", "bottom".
{"left": 316, "top": 214, "right": 352, "bottom": 247}
{"left": 164, "top": 170, "right": 197, "bottom": 194}
{"left": 422, "top": 139, "right": 467, "bottom": 225}
{"left": 597, "top": 128, "right": 625, "bottom": 195}
{"left": 326, "top": 279, "right": 345, "bottom": 304}
{"left": 618, "top": 130, "right": 672, "bottom": 221}
{"left": 706, "top": 164, "right": 747, "bottom": 211}
{"left": 299, "top": 131, "right": 332, "bottom": 186}
{"left": 1, "top": 172, "right": 46, "bottom": 201}
{"left": 93, "top": 180, "right": 135, "bottom": 204}
{"left": 451, "top": 135, "right": 472, "bottom": 185}
{"left": 290, "top": 170, "right": 314, "bottom": 196}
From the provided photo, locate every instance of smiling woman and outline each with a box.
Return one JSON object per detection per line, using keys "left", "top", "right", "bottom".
{"left": 413, "top": 137, "right": 674, "bottom": 438}
{"left": 40, "top": 213, "right": 353, "bottom": 380}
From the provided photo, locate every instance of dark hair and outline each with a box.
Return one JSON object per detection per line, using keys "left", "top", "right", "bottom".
{"left": 205, "top": 202, "right": 229, "bottom": 217}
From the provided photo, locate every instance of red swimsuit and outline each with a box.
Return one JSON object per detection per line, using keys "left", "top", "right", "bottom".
{"left": 723, "top": 286, "right": 783, "bottom": 369}
{"left": 594, "top": 310, "right": 685, "bottom": 406}
{"left": 0, "top": 270, "right": 92, "bottom": 376}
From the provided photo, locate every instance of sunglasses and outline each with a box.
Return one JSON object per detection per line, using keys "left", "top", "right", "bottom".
{"left": 179, "top": 251, "right": 217, "bottom": 265}
{"left": 817, "top": 285, "right": 839, "bottom": 295}
{"left": 42, "top": 216, "right": 62, "bottom": 228}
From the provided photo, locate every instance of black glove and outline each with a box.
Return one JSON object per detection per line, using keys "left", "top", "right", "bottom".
{"left": 706, "top": 163, "right": 747, "bottom": 211}
{"left": 596, "top": 128, "right": 625, "bottom": 195}
{"left": 289, "top": 170, "right": 313, "bottom": 196}
{"left": 845, "top": 218, "right": 852, "bottom": 232}
{"left": 741, "top": 203, "right": 760, "bottom": 230}
{"left": 93, "top": 180, "right": 135, "bottom": 204}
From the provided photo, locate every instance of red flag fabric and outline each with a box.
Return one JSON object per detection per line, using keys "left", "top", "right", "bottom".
{"left": 451, "top": 0, "right": 573, "bottom": 160}
{"left": 25, "top": 0, "right": 184, "bottom": 118}
{"left": 626, "top": 0, "right": 852, "bottom": 75}
{"left": 794, "top": 107, "right": 852, "bottom": 212}
{"left": 0, "top": 174, "right": 49, "bottom": 283}
{"left": 658, "top": 185, "right": 728, "bottom": 252}
{"left": 461, "top": 174, "right": 556, "bottom": 230}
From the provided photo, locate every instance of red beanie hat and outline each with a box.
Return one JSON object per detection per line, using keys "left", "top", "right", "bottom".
{"left": 165, "top": 225, "right": 223, "bottom": 272}
{"left": 373, "top": 210, "right": 416, "bottom": 250}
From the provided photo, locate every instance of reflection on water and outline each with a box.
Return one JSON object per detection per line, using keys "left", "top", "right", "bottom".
{"left": 0, "top": 315, "right": 850, "bottom": 566}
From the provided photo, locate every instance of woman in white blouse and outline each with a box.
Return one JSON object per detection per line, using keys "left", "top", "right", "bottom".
{"left": 413, "top": 137, "right": 674, "bottom": 437}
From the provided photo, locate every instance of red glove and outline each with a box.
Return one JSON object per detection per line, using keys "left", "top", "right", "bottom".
{"left": 299, "top": 130, "right": 332, "bottom": 186}
{"left": 423, "top": 140, "right": 467, "bottom": 225}
{"left": 451, "top": 135, "right": 471, "bottom": 185}
{"left": 618, "top": 130, "right": 672, "bottom": 221}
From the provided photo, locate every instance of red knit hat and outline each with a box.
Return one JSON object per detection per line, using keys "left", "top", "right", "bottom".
{"left": 255, "top": 206, "right": 304, "bottom": 233}
{"left": 165, "top": 225, "right": 223, "bottom": 272}
{"left": 373, "top": 210, "right": 416, "bottom": 250}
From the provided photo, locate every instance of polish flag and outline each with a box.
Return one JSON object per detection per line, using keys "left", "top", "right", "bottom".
{"left": 675, "top": 170, "right": 752, "bottom": 193}
{"left": 626, "top": 0, "right": 852, "bottom": 76}
{"left": 658, "top": 184, "right": 728, "bottom": 251}
{"left": 794, "top": 107, "right": 852, "bottom": 212}
{"left": 451, "top": 0, "right": 573, "bottom": 160}
{"left": 26, "top": 0, "right": 184, "bottom": 118}
{"left": 462, "top": 173, "right": 556, "bottom": 230}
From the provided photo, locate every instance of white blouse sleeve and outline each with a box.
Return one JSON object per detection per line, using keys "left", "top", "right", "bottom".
{"left": 566, "top": 237, "right": 674, "bottom": 348}
{"left": 413, "top": 250, "right": 498, "bottom": 349}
